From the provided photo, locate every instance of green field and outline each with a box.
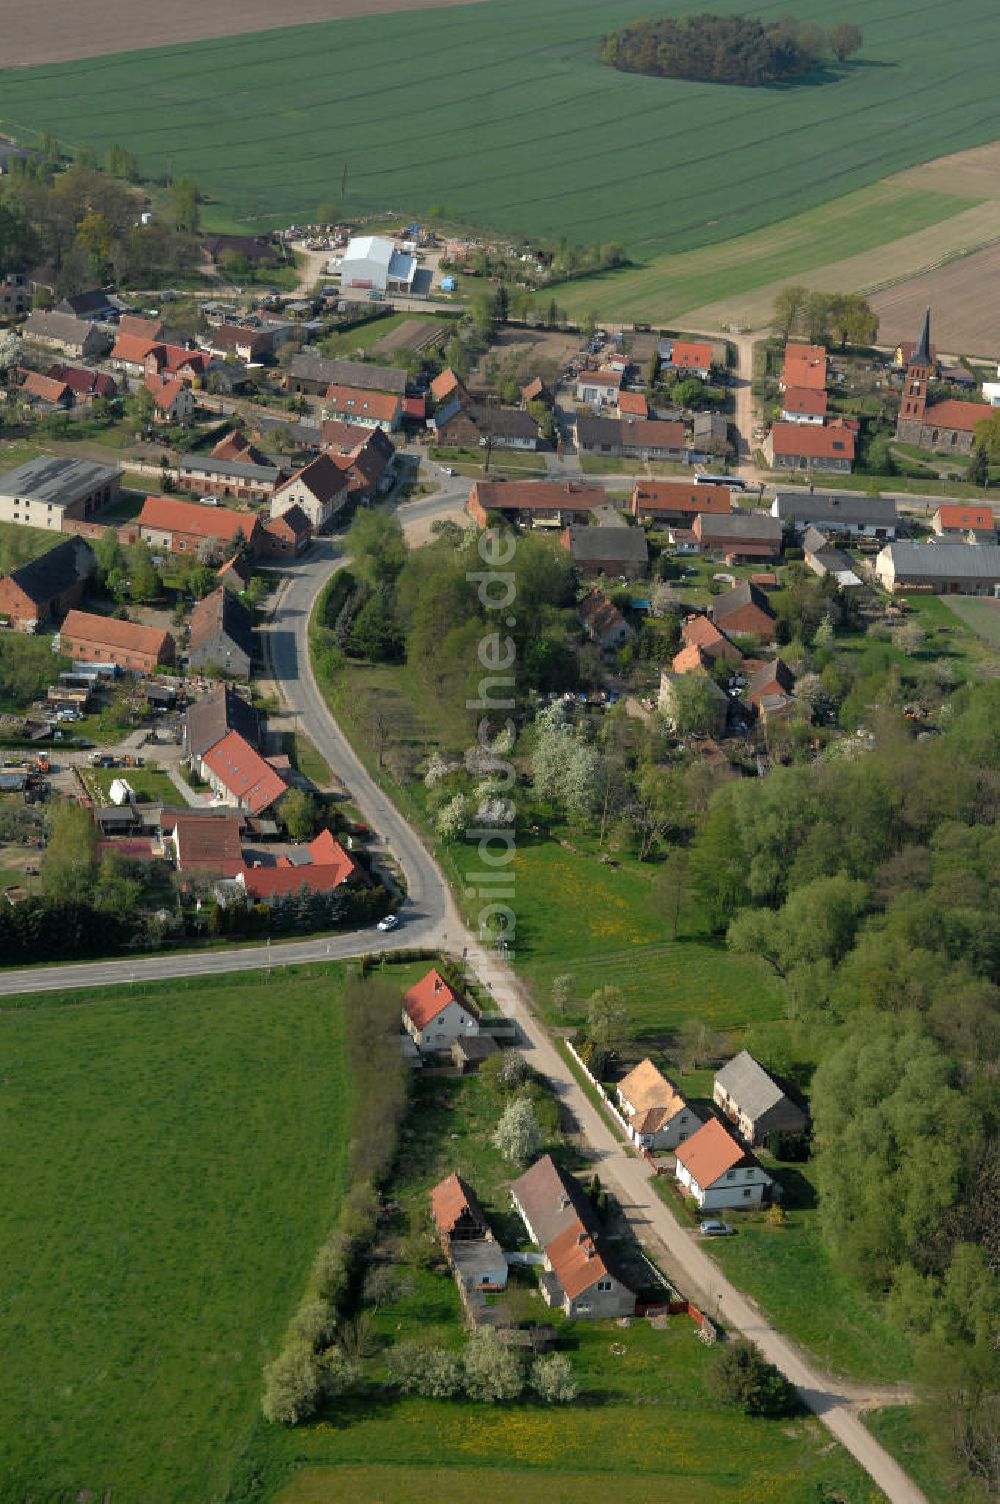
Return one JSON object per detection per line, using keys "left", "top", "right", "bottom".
{"left": 2, "top": 0, "right": 999, "bottom": 264}
{"left": 941, "top": 594, "right": 1000, "bottom": 649}
{"left": 0, "top": 967, "right": 352, "bottom": 1504}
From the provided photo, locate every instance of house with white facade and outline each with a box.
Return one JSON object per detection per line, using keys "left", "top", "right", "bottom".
{"left": 616, "top": 1058, "right": 700, "bottom": 1151}
{"left": 674, "top": 1118, "right": 772, "bottom": 1210}
{"left": 270, "top": 454, "right": 349, "bottom": 533}
{"left": 576, "top": 370, "right": 622, "bottom": 407}
{"left": 510, "top": 1154, "right": 635, "bottom": 1319}
{"left": 402, "top": 968, "right": 480, "bottom": 1054}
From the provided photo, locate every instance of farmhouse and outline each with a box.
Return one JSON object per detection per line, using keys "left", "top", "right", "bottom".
{"left": 168, "top": 811, "right": 245, "bottom": 878}
{"left": 801, "top": 527, "right": 863, "bottom": 589}
{"left": 0, "top": 536, "right": 95, "bottom": 631}
{"left": 576, "top": 414, "right": 624, "bottom": 456}
{"left": 714, "top": 1050, "right": 808, "bottom": 1145}
{"left": 617, "top": 1059, "right": 700, "bottom": 1151}
{"left": 263, "top": 504, "right": 312, "bottom": 558}
{"left": 270, "top": 454, "right": 349, "bottom": 532}
{"left": 59, "top": 610, "right": 174, "bottom": 672}
{"left": 681, "top": 613, "right": 741, "bottom": 664}
{"left": 0, "top": 455, "right": 121, "bottom": 530}
{"left": 335, "top": 429, "right": 396, "bottom": 504}
{"left": 780, "top": 342, "right": 827, "bottom": 392}
{"left": 896, "top": 311, "right": 987, "bottom": 455}
{"left": 693, "top": 511, "right": 782, "bottom": 563}
{"left": 430, "top": 1174, "right": 509, "bottom": 1299}
{"left": 467, "top": 479, "right": 605, "bottom": 529}
{"left": 324, "top": 385, "right": 401, "bottom": 432}
{"left": 204, "top": 324, "right": 274, "bottom": 363}
{"left": 201, "top": 730, "right": 287, "bottom": 815}
{"left": 47, "top": 364, "right": 118, "bottom": 402}
{"left": 875, "top": 540, "right": 1000, "bottom": 595}
{"left": 17, "top": 371, "right": 72, "bottom": 411}
{"left": 431, "top": 402, "right": 540, "bottom": 450}
{"left": 145, "top": 373, "right": 195, "bottom": 423}
{"left": 187, "top": 587, "right": 254, "bottom": 677}
{"left": 402, "top": 968, "right": 480, "bottom": 1054}
{"left": 674, "top": 1118, "right": 773, "bottom": 1209}
{"left": 780, "top": 387, "right": 827, "bottom": 424}
{"left": 177, "top": 452, "right": 284, "bottom": 505}
{"left": 337, "top": 235, "right": 417, "bottom": 296}
{"left": 138, "top": 495, "right": 263, "bottom": 557}
{"left": 771, "top": 490, "right": 899, "bottom": 538}
{"left": 579, "top": 588, "right": 632, "bottom": 651}
{"left": 510, "top": 1154, "right": 635, "bottom": 1319}
{"left": 763, "top": 422, "right": 855, "bottom": 473}
{"left": 630, "top": 480, "right": 731, "bottom": 526}
{"left": 23, "top": 310, "right": 110, "bottom": 360}
{"left": 562, "top": 524, "right": 648, "bottom": 580}
{"left": 710, "top": 580, "right": 777, "bottom": 642}
{"left": 234, "top": 830, "right": 361, "bottom": 902}
{"left": 183, "top": 685, "right": 261, "bottom": 769}
{"left": 658, "top": 671, "right": 729, "bottom": 736}
{"left": 932, "top": 504, "right": 996, "bottom": 542}
{"left": 661, "top": 338, "right": 714, "bottom": 380}
{"left": 620, "top": 418, "right": 687, "bottom": 462}
{"left": 576, "top": 370, "right": 622, "bottom": 407}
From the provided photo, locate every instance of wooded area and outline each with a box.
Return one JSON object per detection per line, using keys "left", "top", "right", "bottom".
{"left": 602, "top": 14, "right": 863, "bottom": 87}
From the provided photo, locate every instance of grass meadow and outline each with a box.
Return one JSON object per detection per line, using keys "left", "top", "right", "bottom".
{"left": 1, "top": 0, "right": 999, "bottom": 269}
{"left": 0, "top": 966, "right": 353, "bottom": 1504}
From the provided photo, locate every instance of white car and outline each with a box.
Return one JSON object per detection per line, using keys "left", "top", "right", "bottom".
{"left": 376, "top": 913, "right": 400, "bottom": 932}
{"left": 441, "top": 465, "right": 455, "bottom": 477}
{"left": 700, "top": 1220, "right": 734, "bottom": 1237}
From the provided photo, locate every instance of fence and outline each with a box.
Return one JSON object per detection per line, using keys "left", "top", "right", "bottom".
{"left": 564, "top": 1039, "right": 639, "bottom": 1142}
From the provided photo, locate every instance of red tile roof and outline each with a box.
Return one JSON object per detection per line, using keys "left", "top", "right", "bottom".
{"left": 768, "top": 422, "right": 855, "bottom": 460}
{"left": 145, "top": 372, "right": 187, "bottom": 412}
{"left": 546, "top": 1220, "right": 612, "bottom": 1301}
{"left": 781, "top": 343, "right": 827, "bottom": 392}
{"left": 403, "top": 968, "right": 462, "bottom": 1030}
{"left": 118, "top": 314, "right": 163, "bottom": 340}
{"left": 935, "top": 504, "right": 995, "bottom": 530}
{"left": 202, "top": 730, "right": 287, "bottom": 814}
{"left": 265, "top": 504, "right": 312, "bottom": 542}
{"left": 429, "top": 1172, "right": 486, "bottom": 1239}
{"left": 781, "top": 387, "right": 828, "bottom": 417}
{"left": 324, "top": 385, "right": 400, "bottom": 423}
{"left": 237, "top": 836, "right": 359, "bottom": 900}
{"left": 672, "top": 642, "right": 711, "bottom": 674}
{"left": 668, "top": 340, "right": 713, "bottom": 371}
{"left": 621, "top": 418, "right": 686, "bottom": 449}
{"left": 48, "top": 363, "right": 117, "bottom": 398}
{"left": 674, "top": 1117, "right": 750, "bottom": 1191}
{"left": 471, "top": 480, "right": 605, "bottom": 513}
{"left": 579, "top": 370, "right": 622, "bottom": 389}
{"left": 618, "top": 390, "right": 648, "bottom": 418}
{"left": 60, "top": 609, "right": 173, "bottom": 661}
{"left": 171, "top": 812, "right": 244, "bottom": 876}
{"left": 21, "top": 371, "right": 70, "bottom": 404}
{"left": 430, "top": 368, "right": 465, "bottom": 402}
{"left": 922, "top": 399, "right": 990, "bottom": 434}
{"left": 321, "top": 418, "right": 377, "bottom": 452}
{"left": 111, "top": 332, "right": 160, "bottom": 366}
{"left": 632, "top": 480, "right": 731, "bottom": 516}
{"left": 682, "top": 614, "right": 739, "bottom": 661}
{"left": 139, "top": 494, "right": 259, "bottom": 545}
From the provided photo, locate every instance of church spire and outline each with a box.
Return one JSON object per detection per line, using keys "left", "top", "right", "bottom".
{"left": 913, "top": 306, "right": 932, "bottom": 368}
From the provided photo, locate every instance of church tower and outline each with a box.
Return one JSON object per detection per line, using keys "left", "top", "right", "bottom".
{"left": 896, "top": 307, "right": 932, "bottom": 439}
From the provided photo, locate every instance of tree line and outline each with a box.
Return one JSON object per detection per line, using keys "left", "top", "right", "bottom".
{"left": 771, "top": 284, "right": 879, "bottom": 347}
{"left": 602, "top": 14, "right": 863, "bottom": 86}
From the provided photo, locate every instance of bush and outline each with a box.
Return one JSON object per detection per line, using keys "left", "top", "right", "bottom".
{"left": 387, "top": 1340, "right": 463, "bottom": 1398}
{"left": 261, "top": 1342, "right": 323, "bottom": 1426}
{"left": 288, "top": 1298, "right": 336, "bottom": 1351}
{"left": 492, "top": 1095, "right": 542, "bottom": 1166}
{"left": 707, "top": 1338, "right": 796, "bottom": 1417}
{"left": 463, "top": 1329, "right": 525, "bottom": 1402}
{"left": 531, "top": 1351, "right": 578, "bottom": 1403}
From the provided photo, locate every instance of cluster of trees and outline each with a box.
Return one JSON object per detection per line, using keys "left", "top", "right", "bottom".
{"left": 0, "top": 633, "right": 71, "bottom": 710}
{"left": 708, "top": 1339, "right": 796, "bottom": 1416}
{"left": 387, "top": 1332, "right": 577, "bottom": 1405}
{"left": 771, "top": 284, "right": 879, "bottom": 347}
{"left": 262, "top": 973, "right": 409, "bottom": 1425}
{"left": 0, "top": 154, "right": 202, "bottom": 294}
{"left": 208, "top": 879, "right": 388, "bottom": 941}
{"left": 680, "top": 683, "right": 999, "bottom": 1490}
{"left": 603, "top": 14, "right": 863, "bottom": 86}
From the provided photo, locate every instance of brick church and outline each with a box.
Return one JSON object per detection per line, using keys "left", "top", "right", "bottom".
{"left": 895, "top": 309, "right": 987, "bottom": 455}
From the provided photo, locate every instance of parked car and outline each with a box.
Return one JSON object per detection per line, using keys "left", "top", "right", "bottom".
{"left": 376, "top": 913, "right": 400, "bottom": 932}
{"left": 699, "top": 1220, "right": 734, "bottom": 1237}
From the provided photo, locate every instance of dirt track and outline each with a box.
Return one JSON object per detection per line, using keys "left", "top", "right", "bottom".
{"left": 2, "top": 0, "right": 490, "bottom": 67}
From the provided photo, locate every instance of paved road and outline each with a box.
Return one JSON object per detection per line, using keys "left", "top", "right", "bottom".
{"left": 0, "top": 488, "right": 927, "bottom": 1504}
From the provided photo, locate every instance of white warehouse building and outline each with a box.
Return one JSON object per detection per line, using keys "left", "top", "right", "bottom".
{"left": 334, "top": 235, "right": 417, "bottom": 296}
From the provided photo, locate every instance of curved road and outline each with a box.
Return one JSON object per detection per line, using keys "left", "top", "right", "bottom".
{"left": 0, "top": 489, "right": 926, "bottom": 1504}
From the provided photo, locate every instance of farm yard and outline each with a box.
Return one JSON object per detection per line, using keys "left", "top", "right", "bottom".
{"left": 2, "top": 0, "right": 1000, "bottom": 276}
{"left": 0, "top": 968, "right": 352, "bottom": 1504}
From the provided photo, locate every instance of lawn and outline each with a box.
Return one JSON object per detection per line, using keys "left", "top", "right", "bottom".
{"left": 705, "top": 1162, "right": 915, "bottom": 1384}
{"left": 87, "top": 764, "right": 181, "bottom": 803}
{"left": 0, "top": 966, "right": 353, "bottom": 1504}
{"left": 0, "top": 517, "right": 66, "bottom": 574}
{"left": 866, "top": 1408, "right": 948, "bottom": 1504}
{"left": 2, "top": 0, "right": 999, "bottom": 268}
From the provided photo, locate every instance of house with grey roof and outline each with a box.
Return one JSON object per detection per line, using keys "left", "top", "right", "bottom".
{"left": 771, "top": 491, "right": 899, "bottom": 538}
{"left": 187, "top": 586, "right": 255, "bottom": 678}
{"left": 23, "top": 310, "right": 111, "bottom": 360}
{"left": 178, "top": 452, "right": 284, "bottom": 505}
{"left": 0, "top": 535, "right": 95, "bottom": 631}
{"left": 713, "top": 1050, "right": 808, "bottom": 1146}
{"left": 875, "top": 540, "right": 1000, "bottom": 595}
{"left": 283, "top": 351, "right": 406, "bottom": 397}
{"left": 563, "top": 524, "right": 648, "bottom": 580}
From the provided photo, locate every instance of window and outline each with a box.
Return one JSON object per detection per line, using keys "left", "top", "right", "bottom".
{"left": 596, "top": 1279, "right": 612, "bottom": 1292}
{"left": 726, "top": 1170, "right": 736, "bottom": 1181}
{"left": 742, "top": 1188, "right": 752, "bottom": 1199}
